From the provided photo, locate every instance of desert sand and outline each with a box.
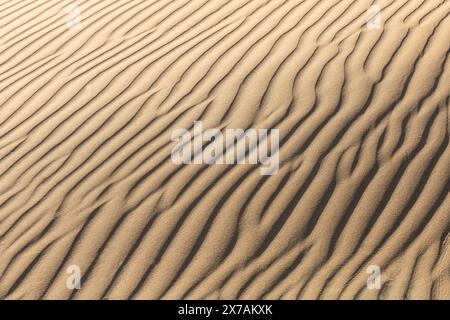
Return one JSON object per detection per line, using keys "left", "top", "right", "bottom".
{"left": 0, "top": 0, "right": 449, "bottom": 300}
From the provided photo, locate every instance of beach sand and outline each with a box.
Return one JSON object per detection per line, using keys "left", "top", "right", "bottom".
{"left": 0, "top": 0, "right": 449, "bottom": 299}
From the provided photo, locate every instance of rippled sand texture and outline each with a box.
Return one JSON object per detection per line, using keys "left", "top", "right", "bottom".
{"left": 0, "top": 0, "right": 449, "bottom": 300}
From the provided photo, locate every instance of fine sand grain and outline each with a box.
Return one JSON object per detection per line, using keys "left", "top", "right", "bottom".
{"left": 0, "top": 0, "right": 449, "bottom": 300}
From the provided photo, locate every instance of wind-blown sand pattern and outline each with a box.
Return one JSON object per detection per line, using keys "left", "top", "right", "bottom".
{"left": 0, "top": 0, "right": 449, "bottom": 300}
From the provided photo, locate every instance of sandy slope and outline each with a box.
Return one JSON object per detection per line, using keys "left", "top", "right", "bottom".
{"left": 0, "top": 0, "right": 449, "bottom": 299}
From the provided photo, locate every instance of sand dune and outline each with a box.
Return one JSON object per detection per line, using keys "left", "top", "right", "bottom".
{"left": 0, "top": 0, "right": 449, "bottom": 300}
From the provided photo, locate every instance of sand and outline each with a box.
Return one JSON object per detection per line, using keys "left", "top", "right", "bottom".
{"left": 0, "top": 0, "right": 449, "bottom": 300}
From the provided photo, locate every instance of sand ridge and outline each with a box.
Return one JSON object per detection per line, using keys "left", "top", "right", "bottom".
{"left": 0, "top": 0, "right": 449, "bottom": 299}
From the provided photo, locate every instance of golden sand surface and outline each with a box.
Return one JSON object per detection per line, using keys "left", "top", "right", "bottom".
{"left": 0, "top": 0, "right": 448, "bottom": 299}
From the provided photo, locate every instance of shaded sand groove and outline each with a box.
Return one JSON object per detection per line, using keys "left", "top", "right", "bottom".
{"left": 0, "top": 0, "right": 449, "bottom": 299}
